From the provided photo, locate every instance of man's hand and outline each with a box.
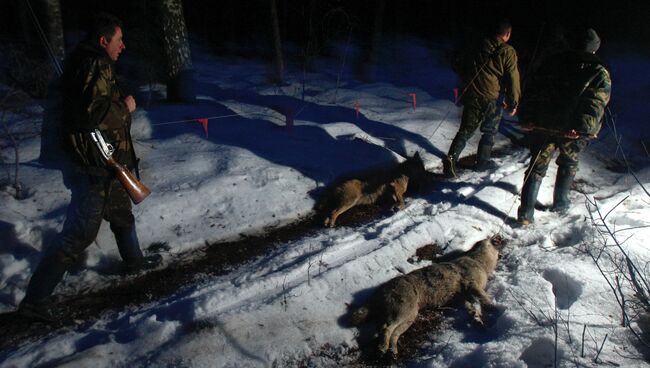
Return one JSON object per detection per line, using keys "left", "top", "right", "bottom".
{"left": 564, "top": 129, "right": 580, "bottom": 139}
{"left": 502, "top": 101, "right": 517, "bottom": 116}
{"left": 124, "top": 95, "right": 136, "bottom": 113}
{"left": 519, "top": 122, "right": 535, "bottom": 131}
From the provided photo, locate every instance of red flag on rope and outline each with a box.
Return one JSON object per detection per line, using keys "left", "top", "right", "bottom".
{"left": 453, "top": 88, "right": 459, "bottom": 105}
{"left": 408, "top": 93, "right": 417, "bottom": 110}
{"left": 355, "top": 101, "right": 360, "bottom": 119}
{"left": 196, "top": 118, "right": 209, "bottom": 138}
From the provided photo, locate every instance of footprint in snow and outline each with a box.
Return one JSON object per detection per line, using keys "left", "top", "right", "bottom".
{"left": 542, "top": 268, "right": 583, "bottom": 310}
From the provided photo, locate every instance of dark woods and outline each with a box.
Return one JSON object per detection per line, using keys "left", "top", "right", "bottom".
{"left": 0, "top": 0, "right": 649, "bottom": 97}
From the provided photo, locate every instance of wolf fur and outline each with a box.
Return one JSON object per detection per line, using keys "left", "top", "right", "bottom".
{"left": 323, "top": 174, "right": 408, "bottom": 227}
{"left": 317, "top": 152, "right": 426, "bottom": 227}
{"left": 350, "top": 239, "right": 499, "bottom": 356}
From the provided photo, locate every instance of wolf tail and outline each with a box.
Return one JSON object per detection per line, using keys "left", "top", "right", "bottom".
{"left": 349, "top": 306, "right": 370, "bottom": 325}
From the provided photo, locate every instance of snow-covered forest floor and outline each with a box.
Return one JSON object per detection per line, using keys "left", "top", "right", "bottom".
{"left": 1, "top": 37, "right": 650, "bottom": 367}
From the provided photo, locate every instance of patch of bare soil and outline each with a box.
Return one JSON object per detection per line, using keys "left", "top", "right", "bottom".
{"left": 409, "top": 243, "right": 445, "bottom": 263}
{"left": 396, "top": 307, "right": 447, "bottom": 361}
{"left": 362, "top": 308, "right": 448, "bottom": 366}
{"left": 0, "top": 204, "right": 393, "bottom": 351}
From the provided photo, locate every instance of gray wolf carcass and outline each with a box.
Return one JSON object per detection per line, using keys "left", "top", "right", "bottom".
{"left": 350, "top": 239, "right": 499, "bottom": 356}
{"left": 317, "top": 152, "right": 427, "bottom": 227}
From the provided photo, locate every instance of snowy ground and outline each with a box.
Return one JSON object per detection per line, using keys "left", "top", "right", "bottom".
{"left": 1, "top": 38, "right": 650, "bottom": 367}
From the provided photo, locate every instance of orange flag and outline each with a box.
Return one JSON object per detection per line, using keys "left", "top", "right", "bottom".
{"left": 196, "top": 118, "right": 209, "bottom": 138}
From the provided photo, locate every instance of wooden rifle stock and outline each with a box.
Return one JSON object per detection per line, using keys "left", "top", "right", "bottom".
{"left": 106, "top": 158, "right": 151, "bottom": 204}
{"left": 519, "top": 125, "right": 596, "bottom": 140}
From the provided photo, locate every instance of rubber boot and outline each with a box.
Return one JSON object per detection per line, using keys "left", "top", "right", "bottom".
{"left": 474, "top": 140, "right": 493, "bottom": 171}
{"left": 17, "top": 299, "right": 57, "bottom": 322}
{"left": 111, "top": 224, "right": 162, "bottom": 273}
{"left": 443, "top": 155, "right": 458, "bottom": 178}
{"left": 552, "top": 168, "right": 575, "bottom": 215}
{"left": 111, "top": 223, "right": 144, "bottom": 264}
{"left": 517, "top": 175, "right": 543, "bottom": 225}
{"left": 443, "top": 139, "right": 464, "bottom": 178}
{"left": 20, "top": 251, "right": 74, "bottom": 321}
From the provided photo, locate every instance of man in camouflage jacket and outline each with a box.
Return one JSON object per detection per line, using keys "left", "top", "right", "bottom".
{"left": 19, "top": 13, "right": 160, "bottom": 321}
{"left": 444, "top": 20, "right": 521, "bottom": 177}
{"left": 517, "top": 28, "right": 611, "bottom": 224}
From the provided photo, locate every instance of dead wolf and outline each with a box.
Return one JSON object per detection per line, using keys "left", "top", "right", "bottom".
{"left": 317, "top": 152, "right": 426, "bottom": 227}
{"left": 349, "top": 239, "right": 499, "bottom": 356}
{"left": 323, "top": 174, "right": 408, "bottom": 227}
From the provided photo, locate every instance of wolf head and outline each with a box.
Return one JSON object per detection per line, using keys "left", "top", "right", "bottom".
{"left": 399, "top": 152, "right": 427, "bottom": 191}
{"left": 404, "top": 152, "right": 424, "bottom": 173}
{"left": 469, "top": 239, "right": 499, "bottom": 273}
{"left": 349, "top": 306, "right": 370, "bottom": 325}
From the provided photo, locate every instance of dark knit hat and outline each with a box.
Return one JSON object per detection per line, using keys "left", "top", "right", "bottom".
{"left": 575, "top": 28, "right": 601, "bottom": 53}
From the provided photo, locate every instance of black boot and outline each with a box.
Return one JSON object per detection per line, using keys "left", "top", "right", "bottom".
{"left": 443, "top": 138, "right": 464, "bottom": 178}
{"left": 442, "top": 155, "right": 458, "bottom": 178}
{"left": 111, "top": 223, "right": 144, "bottom": 264}
{"left": 111, "top": 224, "right": 161, "bottom": 273}
{"left": 552, "top": 168, "right": 576, "bottom": 215}
{"left": 20, "top": 250, "right": 75, "bottom": 322}
{"left": 17, "top": 300, "right": 57, "bottom": 322}
{"left": 474, "top": 141, "right": 494, "bottom": 171}
{"left": 124, "top": 254, "right": 162, "bottom": 274}
{"left": 517, "top": 175, "right": 543, "bottom": 225}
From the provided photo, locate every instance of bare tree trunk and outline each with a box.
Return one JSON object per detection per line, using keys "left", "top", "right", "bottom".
{"left": 31, "top": 0, "right": 66, "bottom": 166}
{"left": 279, "top": 0, "right": 288, "bottom": 40}
{"left": 17, "top": 1, "right": 35, "bottom": 49}
{"left": 17, "top": 0, "right": 64, "bottom": 90}
{"left": 269, "top": 0, "right": 284, "bottom": 84}
{"left": 41, "top": 0, "right": 65, "bottom": 68}
{"left": 360, "top": 0, "right": 385, "bottom": 82}
{"left": 158, "top": 0, "right": 195, "bottom": 102}
{"left": 1, "top": 97, "right": 21, "bottom": 199}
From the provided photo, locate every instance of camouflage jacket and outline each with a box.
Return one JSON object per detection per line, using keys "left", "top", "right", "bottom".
{"left": 457, "top": 37, "right": 521, "bottom": 109}
{"left": 62, "top": 40, "right": 136, "bottom": 173}
{"left": 518, "top": 50, "right": 611, "bottom": 136}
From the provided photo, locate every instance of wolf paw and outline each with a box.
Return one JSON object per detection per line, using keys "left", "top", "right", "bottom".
{"left": 481, "top": 305, "right": 502, "bottom": 327}
{"left": 378, "top": 344, "right": 389, "bottom": 355}
{"left": 467, "top": 307, "right": 485, "bottom": 326}
{"left": 377, "top": 345, "right": 399, "bottom": 362}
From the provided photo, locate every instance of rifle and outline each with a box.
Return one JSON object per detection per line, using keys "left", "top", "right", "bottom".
{"left": 518, "top": 125, "right": 596, "bottom": 140}
{"left": 503, "top": 118, "right": 597, "bottom": 140}
{"left": 90, "top": 129, "right": 151, "bottom": 204}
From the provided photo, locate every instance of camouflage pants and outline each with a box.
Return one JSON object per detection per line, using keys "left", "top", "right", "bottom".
{"left": 23, "top": 170, "right": 138, "bottom": 304}
{"left": 525, "top": 137, "right": 588, "bottom": 180}
{"left": 448, "top": 96, "right": 502, "bottom": 159}
{"left": 58, "top": 171, "right": 134, "bottom": 255}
